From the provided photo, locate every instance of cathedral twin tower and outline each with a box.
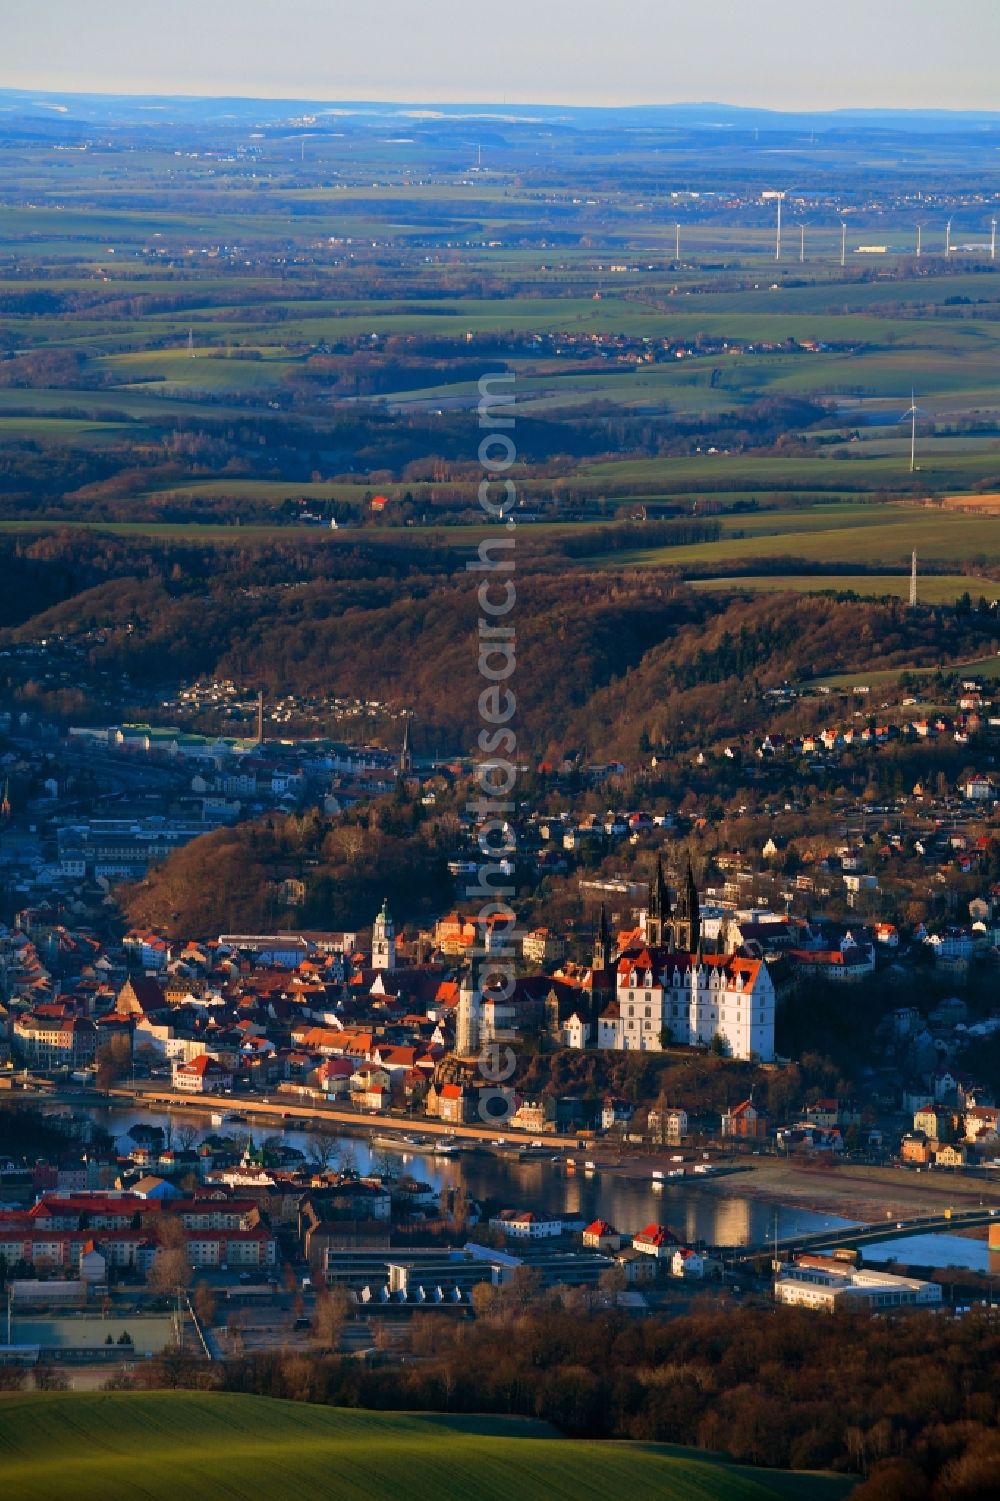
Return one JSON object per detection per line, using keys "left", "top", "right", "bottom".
{"left": 645, "top": 855, "right": 701, "bottom": 953}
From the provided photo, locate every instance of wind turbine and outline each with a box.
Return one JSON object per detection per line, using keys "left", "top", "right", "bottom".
{"left": 840, "top": 219, "right": 847, "bottom": 268}
{"left": 798, "top": 221, "right": 809, "bottom": 263}
{"left": 945, "top": 219, "right": 952, "bottom": 255}
{"left": 675, "top": 222, "right": 681, "bottom": 260}
{"left": 775, "top": 193, "right": 785, "bottom": 260}
{"left": 916, "top": 223, "right": 923, "bottom": 258}
{"left": 991, "top": 218, "right": 997, "bottom": 263}
{"left": 901, "top": 392, "right": 924, "bottom": 474}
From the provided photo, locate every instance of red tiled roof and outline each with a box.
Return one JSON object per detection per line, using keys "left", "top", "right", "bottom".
{"left": 634, "top": 1223, "right": 679, "bottom": 1247}
{"left": 584, "top": 1218, "right": 617, "bottom": 1237}
{"left": 176, "top": 1054, "right": 229, "bottom": 1076}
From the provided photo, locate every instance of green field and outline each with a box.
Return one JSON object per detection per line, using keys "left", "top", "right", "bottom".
{"left": 814, "top": 649, "right": 1000, "bottom": 689}
{"left": 690, "top": 573, "right": 994, "bottom": 603}
{"left": 6, "top": 131, "right": 1000, "bottom": 542}
{"left": 610, "top": 511, "right": 1000, "bottom": 569}
{"left": 579, "top": 450, "right": 1000, "bottom": 495}
{"left": 0, "top": 507, "right": 995, "bottom": 577}
{"left": 0, "top": 1392, "right": 856, "bottom": 1501}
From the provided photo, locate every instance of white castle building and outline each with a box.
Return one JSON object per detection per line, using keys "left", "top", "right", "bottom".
{"left": 594, "top": 859, "right": 776, "bottom": 1062}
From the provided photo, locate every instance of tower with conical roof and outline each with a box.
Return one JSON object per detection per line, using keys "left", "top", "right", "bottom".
{"left": 455, "top": 968, "right": 482, "bottom": 1058}
{"left": 372, "top": 898, "right": 396, "bottom": 971}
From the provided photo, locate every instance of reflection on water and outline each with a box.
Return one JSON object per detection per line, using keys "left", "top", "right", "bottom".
{"left": 711, "top": 1197, "right": 752, "bottom": 1249}
{"left": 88, "top": 1105, "right": 855, "bottom": 1249}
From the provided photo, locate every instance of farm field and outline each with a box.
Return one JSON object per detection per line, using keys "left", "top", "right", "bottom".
{"left": 2, "top": 111, "right": 1000, "bottom": 591}
{"left": 0, "top": 504, "right": 992, "bottom": 574}
{"left": 942, "top": 492, "right": 1000, "bottom": 512}
{"left": 0, "top": 1392, "right": 857, "bottom": 1501}
{"left": 609, "top": 512, "right": 1000, "bottom": 569}
{"left": 814, "top": 650, "right": 1000, "bottom": 689}
{"left": 101, "top": 349, "right": 296, "bottom": 390}
{"left": 0, "top": 518, "right": 333, "bottom": 542}
{"left": 0, "top": 386, "right": 252, "bottom": 425}
{"left": 689, "top": 573, "right": 992, "bottom": 604}
{"left": 578, "top": 450, "right": 1000, "bottom": 495}
{"left": 713, "top": 503, "right": 921, "bottom": 536}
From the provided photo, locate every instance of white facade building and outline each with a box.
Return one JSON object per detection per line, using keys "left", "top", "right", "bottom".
{"left": 488, "top": 1210, "right": 562, "bottom": 1239}
{"left": 775, "top": 1263, "right": 941, "bottom": 1312}
{"left": 598, "top": 948, "right": 775, "bottom": 1061}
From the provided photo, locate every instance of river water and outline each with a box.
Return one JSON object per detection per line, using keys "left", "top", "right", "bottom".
{"left": 81, "top": 1102, "right": 855, "bottom": 1250}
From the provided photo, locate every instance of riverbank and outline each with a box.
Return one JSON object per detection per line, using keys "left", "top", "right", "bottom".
{"left": 13, "top": 1084, "right": 1000, "bottom": 1230}
{"left": 693, "top": 1156, "right": 1000, "bottom": 1224}
{"left": 3, "top": 1087, "right": 881, "bottom": 1249}
{"left": 101, "top": 1085, "right": 573, "bottom": 1150}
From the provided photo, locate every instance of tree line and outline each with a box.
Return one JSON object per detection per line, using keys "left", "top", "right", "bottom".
{"left": 80, "top": 1299, "right": 1000, "bottom": 1499}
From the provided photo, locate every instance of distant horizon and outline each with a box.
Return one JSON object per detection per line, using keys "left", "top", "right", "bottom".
{"left": 4, "top": 85, "right": 1000, "bottom": 123}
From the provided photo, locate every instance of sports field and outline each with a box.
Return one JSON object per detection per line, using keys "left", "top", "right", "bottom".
{"left": 0, "top": 1392, "right": 856, "bottom": 1501}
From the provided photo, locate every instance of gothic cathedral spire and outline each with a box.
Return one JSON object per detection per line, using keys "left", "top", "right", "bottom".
{"left": 399, "top": 716, "right": 413, "bottom": 775}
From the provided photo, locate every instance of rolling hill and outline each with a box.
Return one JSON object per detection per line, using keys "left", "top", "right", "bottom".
{"left": 0, "top": 1391, "right": 856, "bottom": 1501}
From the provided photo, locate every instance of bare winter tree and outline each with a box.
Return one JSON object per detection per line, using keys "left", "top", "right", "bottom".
{"left": 174, "top": 1123, "right": 199, "bottom": 1153}
{"left": 311, "top": 1286, "right": 351, "bottom": 1351}
{"left": 304, "top": 1129, "right": 339, "bottom": 1173}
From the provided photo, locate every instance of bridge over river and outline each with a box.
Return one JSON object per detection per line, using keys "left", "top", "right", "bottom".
{"left": 728, "top": 1205, "right": 1000, "bottom": 1263}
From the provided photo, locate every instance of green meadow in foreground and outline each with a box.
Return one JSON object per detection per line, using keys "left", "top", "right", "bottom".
{"left": 0, "top": 1391, "right": 856, "bottom": 1501}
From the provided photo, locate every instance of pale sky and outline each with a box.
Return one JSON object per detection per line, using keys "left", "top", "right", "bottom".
{"left": 3, "top": 0, "right": 998, "bottom": 112}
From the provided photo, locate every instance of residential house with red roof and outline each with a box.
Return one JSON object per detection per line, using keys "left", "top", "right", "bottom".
{"left": 671, "top": 1248, "right": 706, "bottom": 1279}
{"left": 429, "top": 1081, "right": 471, "bottom": 1124}
{"left": 722, "top": 1099, "right": 768, "bottom": 1139}
{"left": 632, "top": 1223, "right": 680, "bottom": 1258}
{"left": 488, "top": 1209, "right": 563, "bottom": 1239}
{"left": 172, "top": 1054, "right": 234, "bottom": 1093}
{"left": 582, "top": 1218, "right": 621, "bottom": 1252}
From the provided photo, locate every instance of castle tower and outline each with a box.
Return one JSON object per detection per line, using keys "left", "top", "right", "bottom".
{"left": 455, "top": 969, "right": 481, "bottom": 1058}
{"left": 371, "top": 898, "right": 396, "bottom": 972}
